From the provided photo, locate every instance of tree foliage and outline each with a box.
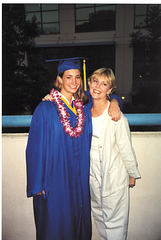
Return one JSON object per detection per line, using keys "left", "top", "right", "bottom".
{"left": 2, "top": 4, "right": 52, "bottom": 115}
{"left": 130, "top": 6, "right": 161, "bottom": 46}
{"left": 128, "top": 6, "right": 161, "bottom": 113}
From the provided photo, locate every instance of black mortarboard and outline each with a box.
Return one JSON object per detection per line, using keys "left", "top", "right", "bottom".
{"left": 45, "top": 57, "right": 87, "bottom": 91}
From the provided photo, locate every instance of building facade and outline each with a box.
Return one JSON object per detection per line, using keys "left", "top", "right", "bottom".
{"left": 25, "top": 4, "right": 161, "bottom": 113}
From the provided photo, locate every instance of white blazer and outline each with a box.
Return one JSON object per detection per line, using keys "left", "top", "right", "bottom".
{"left": 90, "top": 102, "right": 141, "bottom": 197}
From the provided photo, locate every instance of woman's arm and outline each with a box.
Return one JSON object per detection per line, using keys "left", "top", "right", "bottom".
{"left": 108, "top": 98, "right": 121, "bottom": 121}
{"left": 26, "top": 103, "right": 47, "bottom": 198}
{"left": 42, "top": 89, "right": 122, "bottom": 121}
{"left": 110, "top": 94, "right": 122, "bottom": 110}
{"left": 115, "top": 115, "right": 141, "bottom": 180}
{"left": 108, "top": 94, "right": 122, "bottom": 121}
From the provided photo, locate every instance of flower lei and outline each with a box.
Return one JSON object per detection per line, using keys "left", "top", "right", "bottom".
{"left": 50, "top": 89, "right": 85, "bottom": 138}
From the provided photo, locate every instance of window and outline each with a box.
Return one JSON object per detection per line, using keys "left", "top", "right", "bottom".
{"left": 134, "top": 4, "right": 161, "bottom": 29}
{"left": 25, "top": 4, "right": 59, "bottom": 34}
{"left": 42, "top": 44, "right": 115, "bottom": 82}
{"left": 130, "top": 41, "right": 161, "bottom": 114}
{"left": 133, "top": 41, "right": 161, "bottom": 82}
{"left": 75, "top": 4, "right": 115, "bottom": 33}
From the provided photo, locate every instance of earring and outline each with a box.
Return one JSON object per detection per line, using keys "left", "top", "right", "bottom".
{"left": 106, "top": 94, "right": 111, "bottom": 100}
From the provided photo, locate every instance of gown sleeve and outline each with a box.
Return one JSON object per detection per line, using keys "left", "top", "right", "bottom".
{"left": 26, "top": 103, "right": 47, "bottom": 198}
{"left": 110, "top": 94, "right": 122, "bottom": 110}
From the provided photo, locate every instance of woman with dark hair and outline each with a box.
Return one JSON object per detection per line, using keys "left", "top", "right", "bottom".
{"left": 26, "top": 58, "right": 92, "bottom": 240}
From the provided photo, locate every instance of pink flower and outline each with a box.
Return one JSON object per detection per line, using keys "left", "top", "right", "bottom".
{"left": 50, "top": 89, "right": 85, "bottom": 138}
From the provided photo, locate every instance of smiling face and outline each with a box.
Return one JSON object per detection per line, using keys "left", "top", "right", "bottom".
{"left": 89, "top": 76, "right": 112, "bottom": 101}
{"left": 58, "top": 69, "right": 81, "bottom": 98}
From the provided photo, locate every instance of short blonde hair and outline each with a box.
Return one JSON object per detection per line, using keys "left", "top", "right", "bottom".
{"left": 88, "top": 68, "right": 117, "bottom": 93}
{"left": 54, "top": 72, "right": 87, "bottom": 103}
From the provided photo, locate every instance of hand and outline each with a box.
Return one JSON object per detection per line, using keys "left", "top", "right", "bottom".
{"left": 42, "top": 94, "right": 54, "bottom": 101}
{"left": 129, "top": 177, "right": 136, "bottom": 188}
{"left": 108, "top": 99, "right": 121, "bottom": 121}
{"left": 37, "top": 190, "right": 46, "bottom": 196}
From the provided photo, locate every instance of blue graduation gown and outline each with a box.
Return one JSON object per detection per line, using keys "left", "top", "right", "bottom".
{"left": 26, "top": 100, "right": 92, "bottom": 240}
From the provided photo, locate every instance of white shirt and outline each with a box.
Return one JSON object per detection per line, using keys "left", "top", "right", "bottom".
{"left": 90, "top": 101, "right": 141, "bottom": 197}
{"left": 92, "top": 109, "right": 106, "bottom": 137}
{"left": 59, "top": 93, "right": 75, "bottom": 106}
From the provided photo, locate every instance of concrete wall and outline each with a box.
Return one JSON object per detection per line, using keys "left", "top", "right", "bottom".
{"left": 2, "top": 132, "right": 161, "bottom": 240}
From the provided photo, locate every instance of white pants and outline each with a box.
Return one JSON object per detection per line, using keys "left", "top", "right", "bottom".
{"left": 90, "top": 184, "right": 129, "bottom": 240}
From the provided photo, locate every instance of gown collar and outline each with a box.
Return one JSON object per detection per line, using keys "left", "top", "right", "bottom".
{"left": 59, "top": 93, "right": 76, "bottom": 115}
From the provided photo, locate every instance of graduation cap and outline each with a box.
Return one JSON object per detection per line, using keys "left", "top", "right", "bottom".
{"left": 45, "top": 57, "right": 87, "bottom": 91}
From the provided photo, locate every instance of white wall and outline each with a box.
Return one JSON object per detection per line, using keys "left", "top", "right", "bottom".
{"left": 2, "top": 132, "right": 161, "bottom": 240}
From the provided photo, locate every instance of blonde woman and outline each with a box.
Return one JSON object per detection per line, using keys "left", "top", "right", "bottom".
{"left": 89, "top": 68, "right": 141, "bottom": 240}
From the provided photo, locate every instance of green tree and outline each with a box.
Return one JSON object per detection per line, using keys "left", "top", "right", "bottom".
{"left": 128, "top": 5, "right": 161, "bottom": 113}
{"left": 2, "top": 4, "right": 52, "bottom": 115}
{"left": 130, "top": 6, "right": 161, "bottom": 46}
